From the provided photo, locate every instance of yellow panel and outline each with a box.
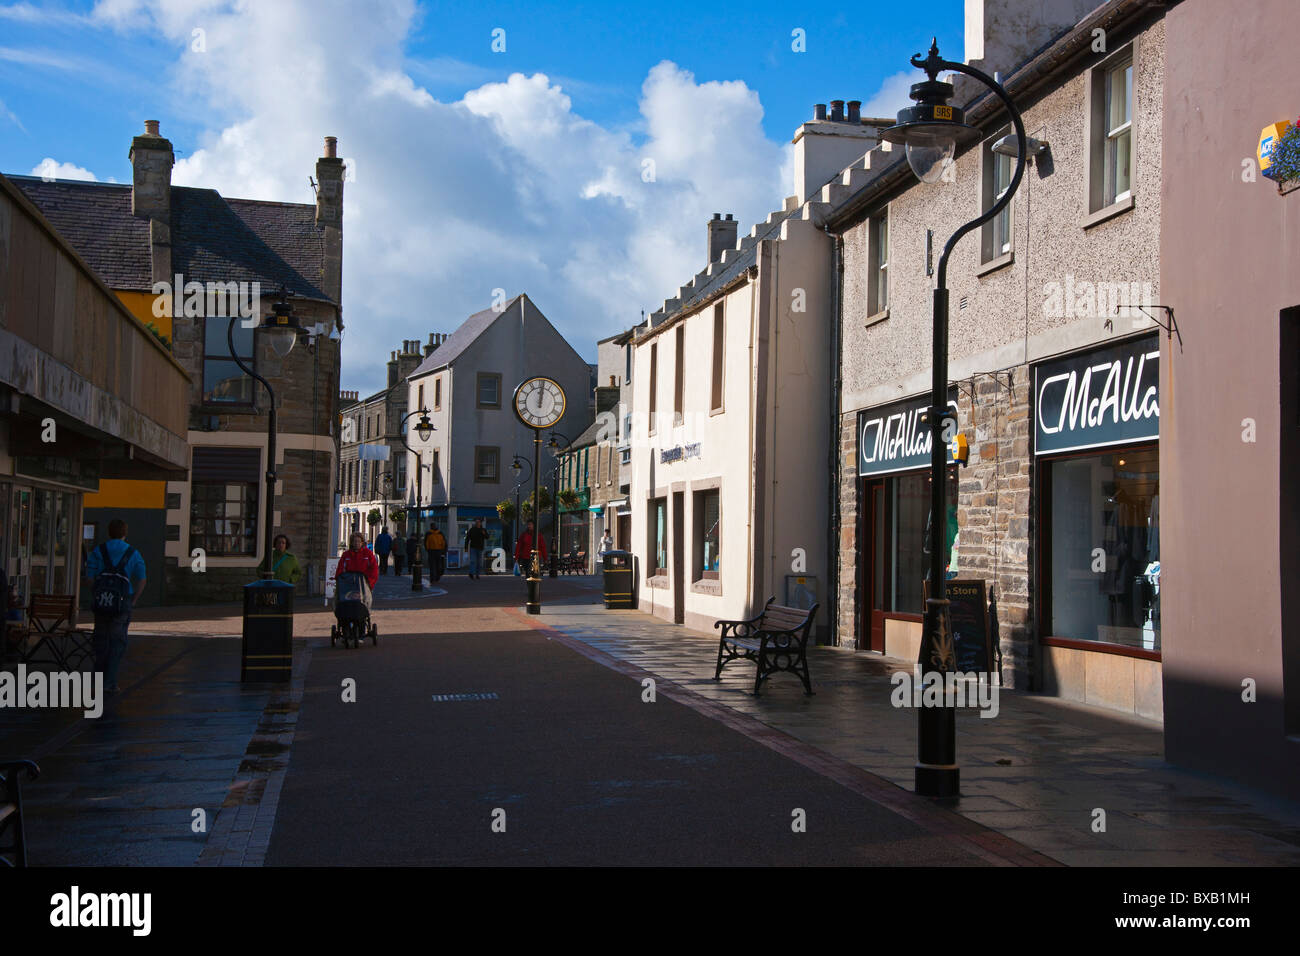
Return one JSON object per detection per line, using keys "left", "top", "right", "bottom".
{"left": 113, "top": 290, "right": 171, "bottom": 338}
{"left": 84, "top": 479, "right": 165, "bottom": 509}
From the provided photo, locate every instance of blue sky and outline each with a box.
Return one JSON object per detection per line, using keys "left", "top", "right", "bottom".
{"left": 0, "top": 0, "right": 964, "bottom": 393}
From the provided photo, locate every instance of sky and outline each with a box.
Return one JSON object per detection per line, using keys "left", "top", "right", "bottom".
{"left": 0, "top": 0, "right": 965, "bottom": 395}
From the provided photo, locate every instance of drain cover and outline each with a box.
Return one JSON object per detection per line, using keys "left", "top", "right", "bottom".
{"left": 431, "top": 692, "right": 499, "bottom": 702}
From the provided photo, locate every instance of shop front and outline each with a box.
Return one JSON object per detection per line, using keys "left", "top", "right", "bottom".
{"left": 0, "top": 477, "right": 85, "bottom": 612}
{"left": 1033, "top": 333, "right": 1162, "bottom": 718}
{"left": 856, "top": 391, "right": 960, "bottom": 661}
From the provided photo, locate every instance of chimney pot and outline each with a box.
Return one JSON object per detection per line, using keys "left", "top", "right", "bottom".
{"left": 814, "top": 103, "right": 827, "bottom": 121}
{"left": 144, "top": 120, "right": 160, "bottom": 136}
{"left": 830, "top": 100, "right": 845, "bottom": 122}
{"left": 847, "top": 100, "right": 861, "bottom": 123}
{"left": 324, "top": 136, "right": 338, "bottom": 158}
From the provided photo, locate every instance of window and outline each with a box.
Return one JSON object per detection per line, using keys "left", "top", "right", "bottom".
{"left": 475, "top": 446, "right": 499, "bottom": 483}
{"left": 869, "top": 210, "right": 889, "bottom": 316}
{"left": 866, "top": 472, "right": 958, "bottom": 617}
{"left": 434, "top": 376, "right": 443, "bottom": 411}
{"left": 981, "top": 129, "right": 1013, "bottom": 263}
{"left": 477, "top": 372, "right": 502, "bottom": 409}
{"left": 650, "top": 497, "right": 667, "bottom": 575}
{"left": 1041, "top": 445, "right": 1159, "bottom": 651}
{"left": 673, "top": 326, "right": 684, "bottom": 425}
{"left": 418, "top": 383, "right": 425, "bottom": 411}
{"left": 396, "top": 456, "right": 407, "bottom": 491}
{"left": 648, "top": 343, "right": 658, "bottom": 434}
{"left": 190, "top": 447, "right": 260, "bottom": 556}
{"left": 1087, "top": 46, "right": 1135, "bottom": 215}
{"left": 695, "top": 489, "right": 720, "bottom": 580}
{"left": 202, "top": 318, "right": 254, "bottom": 405}
{"left": 710, "top": 303, "right": 725, "bottom": 413}
{"left": 431, "top": 448, "right": 441, "bottom": 483}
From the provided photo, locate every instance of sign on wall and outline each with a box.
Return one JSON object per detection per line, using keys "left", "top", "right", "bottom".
{"left": 1034, "top": 334, "right": 1159, "bottom": 455}
{"left": 858, "top": 393, "right": 960, "bottom": 477}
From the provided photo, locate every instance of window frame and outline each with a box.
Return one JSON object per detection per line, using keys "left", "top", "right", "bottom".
{"left": 673, "top": 325, "right": 685, "bottom": 426}
{"left": 201, "top": 316, "right": 256, "bottom": 407}
{"left": 710, "top": 303, "right": 725, "bottom": 414}
{"left": 648, "top": 343, "right": 658, "bottom": 435}
{"left": 1083, "top": 39, "right": 1138, "bottom": 225}
{"left": 474, "top": 445, "right": 500, "bottom": 484}
{"left": 979, "top": 126, "right": 1015, "bottom": 268}
{"left": 649, "top": 496, "right": 668, "bottom": 577}
{"left": 476, "top": 372, "right": 503, "bottom": 409}
{"left": 867, "top": 209, "right": 889, "bottom": 319}
{"left": 693, "top": 487, "right": 721, "bottom": 581}
{"left": 434, "top": 376, "right": 443, "bottom": 411}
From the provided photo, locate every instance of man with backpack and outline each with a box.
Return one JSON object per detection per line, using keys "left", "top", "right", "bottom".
{"left": 83, "top": 519, "right": 147, "bottom": 693}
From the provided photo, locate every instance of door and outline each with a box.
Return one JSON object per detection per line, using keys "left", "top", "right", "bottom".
{"left": 863, "top": 479, "right": 887, "bottom": 653}
{"left": 671, "top": 491, "right": 684, "bottom": 625}
{"left": 616, "top": 513, "right": 630, "bottom": 550}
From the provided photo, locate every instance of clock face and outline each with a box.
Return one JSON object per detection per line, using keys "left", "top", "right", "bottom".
{"left": 513, "top": 377, "right": 566, "bottom": 429}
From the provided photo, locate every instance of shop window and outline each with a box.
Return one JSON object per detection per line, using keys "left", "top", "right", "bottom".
{"left": 866, "top": 471, "right": 958, "bottom": 617}
{"left": 1041, "top": 444, "right": 1159, "bottom": 651}
{"left": 191, "top": 446, "right": 261, "bottom": 557}
{"left": 649, "top": 497, "right": 667, "bottom": 575}
{"left": 202, "top": 317, "right": 254, "bottom": 405}
{"left": 694, "top": 489, "right": 720, "bottom": 580}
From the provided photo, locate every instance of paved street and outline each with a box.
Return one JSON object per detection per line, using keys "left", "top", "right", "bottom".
{"left": 8, "top": 568, "right": 1300, "bottom": 867}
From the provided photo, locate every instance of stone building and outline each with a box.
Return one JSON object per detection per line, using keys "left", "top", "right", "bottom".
{"left": 337, "top": 338, "right": 435, "bottom": 544}
{"left": 827, "top": 0, "right": 1167, "bottom": 712}
{"left": 12, "top": 123, "right": 345, "bottom": 602}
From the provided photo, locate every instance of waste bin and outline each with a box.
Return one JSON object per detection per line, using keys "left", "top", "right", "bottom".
{"left": 602, "top": 550, "right": 634, "bottom": 609}
{"left": 241, "top": 579, "right": 294, "bottom": 682}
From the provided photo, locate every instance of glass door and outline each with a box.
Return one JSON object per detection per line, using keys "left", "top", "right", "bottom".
{"left": 30, "top": 488, "right": 52, "bottom": 595}
{"left": 10, "top": 487, "right": 31, "bottom": 608}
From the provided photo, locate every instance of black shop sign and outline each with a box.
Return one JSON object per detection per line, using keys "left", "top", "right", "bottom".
{"left": 1034, "top": 335, "right": 1160, "bottom": 455}
{"left": 858, "top": 392, "right": 959, "bottom": 477}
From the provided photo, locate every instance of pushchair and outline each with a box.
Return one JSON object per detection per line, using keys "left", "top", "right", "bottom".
{"left": 330, "top": 570, "right": 377, "bottom": 648}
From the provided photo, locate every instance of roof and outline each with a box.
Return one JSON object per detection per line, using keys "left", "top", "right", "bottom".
{"left": 9, "top": 176, "right": 332, "bottom": 301}
{"left": 409, "top": 293, "right": 526, "bottom": 377}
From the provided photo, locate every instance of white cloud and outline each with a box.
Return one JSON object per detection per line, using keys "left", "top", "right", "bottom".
{"left": 30, "top": 157, "right": 98, "bottom": 181}
{"left": 116, "top": 0, "right": 787, "bottom": 394}
{"left": 859, "top": 70, "right": 916, "bottom": 122}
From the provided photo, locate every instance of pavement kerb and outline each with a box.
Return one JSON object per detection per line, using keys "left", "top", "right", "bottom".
{"left": 504, "top": 605, "right": 1059, "bottom": 867}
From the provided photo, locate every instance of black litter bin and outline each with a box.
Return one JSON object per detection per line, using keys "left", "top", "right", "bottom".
{"left": 602, "top": 550, "right": 634, "bottom": 609}
{"left": 241, "top": 579, "right": 294, "bottom": 682}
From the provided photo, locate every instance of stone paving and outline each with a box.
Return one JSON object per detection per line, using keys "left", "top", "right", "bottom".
{"left": 525, "top": 584, "right": 1300, "bottom": 867}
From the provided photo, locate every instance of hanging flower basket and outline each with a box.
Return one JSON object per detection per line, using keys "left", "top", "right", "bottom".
{"left": 1263, "top": 118, "right": 1300, "bottom": 192}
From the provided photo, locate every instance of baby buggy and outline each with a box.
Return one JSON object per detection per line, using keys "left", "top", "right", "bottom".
{"left": 331, "top": 570, "right": 377, "bottom": 648}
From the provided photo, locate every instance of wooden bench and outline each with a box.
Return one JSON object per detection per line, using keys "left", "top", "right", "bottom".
{"left": 16, "top": 594, "right": 93, "bottom": 671}
{"left": 0, "top": 759, "right": 40, "bottom": 867}
{"left": 713, "top": 597, "right": 819, "bottom": 696}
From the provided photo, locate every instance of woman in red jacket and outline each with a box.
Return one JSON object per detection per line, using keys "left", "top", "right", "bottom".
{"left": 513, "top": 520, "right": 547, "bottom": 574}
{"left": 335, "top": 532, "right": 379, "bottom": 590}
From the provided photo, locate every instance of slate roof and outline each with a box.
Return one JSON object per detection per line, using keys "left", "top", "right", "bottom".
{"left": 9, "top": 176, "right": 331, "bottom": 301}
{"left": 409, "top": 294, "right": 527, "bottom": 377}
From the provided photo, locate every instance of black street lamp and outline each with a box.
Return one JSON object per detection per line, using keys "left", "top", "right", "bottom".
{"left": 227, "top": 290, "right": 307, "bottom": 580}
{"left": 546, "top": 431, "right": 572, "bottom": 578}
{"left": 880, "top": 38, "right": 1028, "bottom": 798}
{"left": 386, "top": 405, "right": 433, "bottom": 590}
{"left": 509, "top": 455, "right": 533, "bottom": 562}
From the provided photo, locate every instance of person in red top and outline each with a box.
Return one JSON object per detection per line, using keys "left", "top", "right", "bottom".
{"left": 335, "top": 532, "right": 379, "bottom": 590}
{"left": 514, "top": 520, "right": 547, "bottom": 574}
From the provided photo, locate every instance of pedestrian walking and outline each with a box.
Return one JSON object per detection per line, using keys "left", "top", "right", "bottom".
{"left": 464, "top": 517, "right": 488, "bottom": 580}
{"left": 263, "top": 534, "right": 302, "bottom": 585}
{"left": 424, "top": 525, "right": 447, "bottom": 582}
{"left": 597, "top": 530, "right": 614, "bottom": 570}
{"left": 84, "top": 518, "right": 147, "bottom": 693}
{"left": 392, "top": 529, "right": 407, "bottom": 576}
{"left": 375, "top": 525, "right": 393, "bottom": 575}
{"left": 514, "top": 520, "right": 547, "bottom": 576}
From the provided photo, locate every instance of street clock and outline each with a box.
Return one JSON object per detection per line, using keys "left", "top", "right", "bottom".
{"left": 513, "top": 376, "right": 566, "bottom": 430}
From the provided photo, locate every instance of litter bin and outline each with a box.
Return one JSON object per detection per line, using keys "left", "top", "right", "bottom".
{"left": 241, "top": 579, "right": 294, "bottom": 682}
{"left": 602, "top": 550, "right": 634, "bottom": 609}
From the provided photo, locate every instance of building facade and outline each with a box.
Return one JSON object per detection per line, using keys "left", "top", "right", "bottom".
{"left": 12, "top": 124, "right": 344, "bottom": 602}
{"left": 830, "top": 0, "right": 1167, "bottom": 714}
{"left": 404, "top": 294, "right": 593, "bottom": 568}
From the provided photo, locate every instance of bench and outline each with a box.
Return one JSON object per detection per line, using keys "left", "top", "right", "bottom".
{"left": 560, "top": 551, "right": 587, "bottom": 575}
{"left": 713, "top": 597, "right": 819, "bottom": 696}
{"left": 0, "top": 759, "right": 40, "bottom": 867}
{"left": 16, "top": 594, "right": 93, "bottom": 671}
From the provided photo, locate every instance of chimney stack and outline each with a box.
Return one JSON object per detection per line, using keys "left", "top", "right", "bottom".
{"left": 707, "top": 213, "right": 738, "bottom": 264}
{"left": 315, "top": 136, "right": 345, "bottom": 304}
{"left": 791, "top": 100, "right": 879, "bottom": 204}
{"left": 129, "top": 120, "right": 174, "bottom": 285}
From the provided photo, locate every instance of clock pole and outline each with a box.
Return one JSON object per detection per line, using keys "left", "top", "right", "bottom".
{"left": 526, "top": 425, "right": 543, "bottom": 614}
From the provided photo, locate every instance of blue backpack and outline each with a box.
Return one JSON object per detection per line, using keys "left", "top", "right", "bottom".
{"left": 92, "top": 543, "right": 136, "bottom": 616}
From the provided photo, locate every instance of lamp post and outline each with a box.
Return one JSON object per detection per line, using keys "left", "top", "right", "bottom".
{"left": 510, "top": 455, "right": 532, "bottom": 562}
{"left": 546, "top": 431, "right": 572, "bottom": 578}
{"left": 880, "top": 38, "right": 1028, "bottom": 798}
{"left": 387, "top": 406, "right": 433, "bottom": 589}
{"left": 227, "top": 290, "right": 307, "bottom": 580}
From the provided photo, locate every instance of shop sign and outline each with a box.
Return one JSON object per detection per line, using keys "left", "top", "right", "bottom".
{"left": 858, "top": 394, "right": 960, "bottom": 477}
{"left": 15, "top": 455, "right": 100, "bottom": 491}
{"left": 659, "top": 442, "right": 701, "bottom": 464}
{"left": 1034, "top": 335, "right": 1159, "bottom": 455}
